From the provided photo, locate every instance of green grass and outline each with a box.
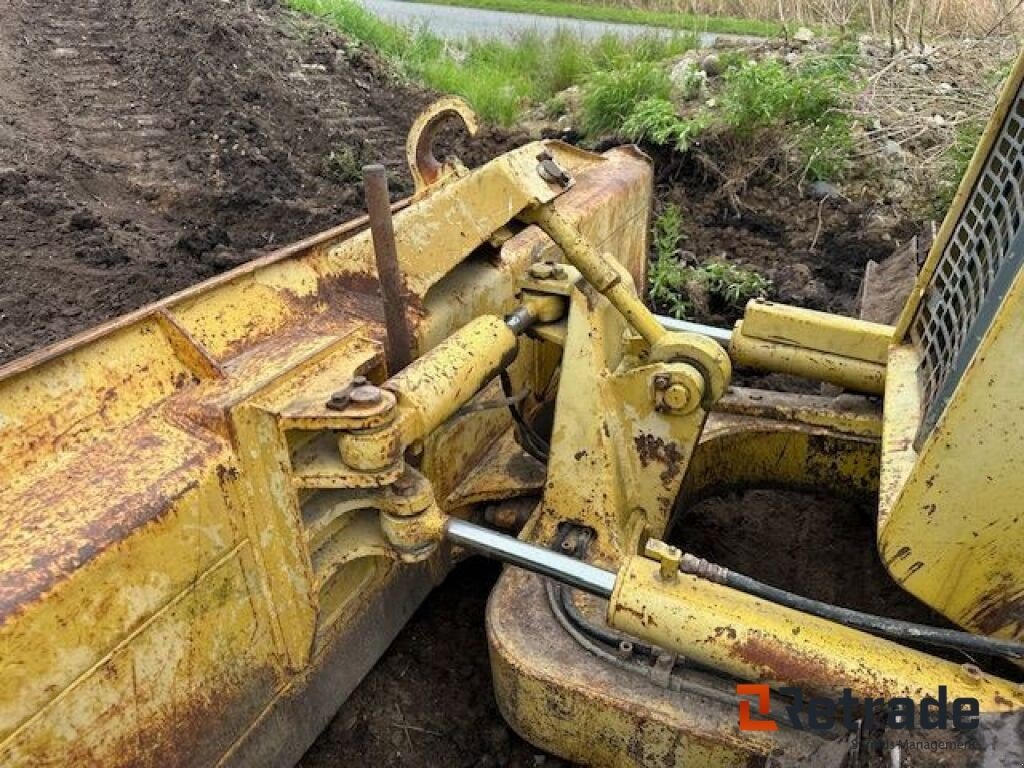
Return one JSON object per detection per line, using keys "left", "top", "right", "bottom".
{"left": 584, "top": 52, "right": 859, "bottom": 182}
{"left": 290, "top": 0, "right": 697, "bottom": 125}
{"left": 388, "top": 0, "right": 783, "bottom": 38}
{"left": 649, "top": 204, "right": 692, "bottom": 317}
{"left": 719, "top": 59, "right": 841, "bottom": 136}
{"left": 648, "top": 204, "right": 770, "bottom": 319}
{"left": 696, "top": 261, "right": 772, "bottom": 307}
{"left": 718, "top": 56, "right": 857, "bottom": 180}
{"left": 621, "top": 98, "right": 708, "bottom": 150}
{"left": 293, "top": 0, "right": 855, "bottom": 181}
{"left": 581, "top": 62, "right": 672, "bottom": 135}
{"left": 933, "top": 121, "right": 983, "bottom": 216}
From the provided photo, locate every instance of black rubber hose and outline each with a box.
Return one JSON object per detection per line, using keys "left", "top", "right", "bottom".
{"left": 721, "top": 567, "right": 1024, "bottom": 660}
{"left": 558, "top": 584, "right": 657, "bottom": 657}
{"left": 499, "top": 370, "right": 550, "bottom": 462}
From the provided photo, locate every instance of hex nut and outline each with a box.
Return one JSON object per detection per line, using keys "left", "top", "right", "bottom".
{"left": 349, "top": 384, "right": 383, "bottom": 404}
{"left": 529, "top": 262, "right": 555, "bottom": 279}
{"left": 662, "top": 383, "right": 691, "bottom": 411}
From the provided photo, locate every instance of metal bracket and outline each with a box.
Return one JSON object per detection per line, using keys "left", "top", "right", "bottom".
{"left": 406, "top": 96, "right": 479, "bottom": 196}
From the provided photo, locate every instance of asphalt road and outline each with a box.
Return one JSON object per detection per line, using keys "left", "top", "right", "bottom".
{"left": 360, "top": 0, "right": 719, "bottom": 45}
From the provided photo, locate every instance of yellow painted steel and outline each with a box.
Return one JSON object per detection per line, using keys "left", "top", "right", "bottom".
{"left": 523, "top": 272, "right": 732, "bottom": 566}
{"left": 405, "top": 96, "right": 481, "bottom": 196}
{"left": 608, "top": 554, "right": 1024, "bottom": 710}
{"left": 488, "top": 569, "right": 850, "bottom": 768}
{"left": 875, "top": 50, "right": 1024, "bottom": 640}
{"left": 386, "top": 314, "right": 519, "bottom": 442}
{"left": 740, "top": 299, "right": 894, "bottom": 363}
{"left": 488, "top": 386, "right": 890, "bottom": 767}
{"left": 730, "top": 331, "right": 887, "bottom": 394}
{"left": 522, "top": 203, "right": 668, "bottom": 346}
{"left": 711, "top": 386, "right": 883, "bottom": 439}
{"left": 4, "top": 71, "right": 1024, "bottom": 768}
{"left": 0, "top": 117, "right": 654, "bottom": 766}
{"left": 682, "top": 390, "right": 882, "bottom": 501}
{"left": 878, "top": 269, "right": 1024, "bottom": 640}
{"left": 729, "top": 300, "right": 892, "bottom": 395}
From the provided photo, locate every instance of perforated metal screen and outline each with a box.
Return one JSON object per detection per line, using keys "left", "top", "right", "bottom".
{"left": 910, "top": 81, "right": 1024, "bottom": 442}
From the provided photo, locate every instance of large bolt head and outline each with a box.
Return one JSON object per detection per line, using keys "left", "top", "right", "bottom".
{"left": 651, "top": 366, "right": 705, "bottom": 415}
{"left": 662, "top": 383, "right": 691, "bottom": 411}
{"left": 349, "top": 384, "right": 383, "bottom": 405}
{"left": 529, "top": 262, "right": 555, "bottom": 279}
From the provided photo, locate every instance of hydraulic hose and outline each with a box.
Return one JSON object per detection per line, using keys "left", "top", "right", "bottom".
{"left": 682, "top": 554, "right": 1024, "bottom": 661}
{"left": 444, "top": 517, "right": 1024, "bottom": 662}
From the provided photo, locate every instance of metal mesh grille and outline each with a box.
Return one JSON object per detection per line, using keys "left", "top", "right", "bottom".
{"left": 911, "top": 83, "right": 1024, "bottom": 439}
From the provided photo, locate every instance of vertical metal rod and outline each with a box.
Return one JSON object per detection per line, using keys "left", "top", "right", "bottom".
{"left": 364, "top": 164, "right": 414, "bottom": 374}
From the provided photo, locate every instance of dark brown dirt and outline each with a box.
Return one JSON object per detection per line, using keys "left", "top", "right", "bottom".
{"left": 0, "top": 0, "right": 518, "bottom": 364}
{"left": 641, "top": 153, "right": 921, "bottom": 393}
{"left": 300, "top": 558, "right": 556, "bottom": 768}
{"left": 675, "top": 489, "right": 946, "bottom": 627}
{"left": 652, "top": 161, "right": 920, "bottom": 328}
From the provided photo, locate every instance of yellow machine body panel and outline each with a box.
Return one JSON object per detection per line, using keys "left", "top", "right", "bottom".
{"left": 487, "top": 52, "right": 1024, "bottom": 766}
{"left": 878, "top": 53, "right": 1024, "bottom": 640}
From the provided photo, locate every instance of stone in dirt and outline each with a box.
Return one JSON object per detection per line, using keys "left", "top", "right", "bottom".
{"left": 793, "top": 27, "right": 815, "bottom": 44}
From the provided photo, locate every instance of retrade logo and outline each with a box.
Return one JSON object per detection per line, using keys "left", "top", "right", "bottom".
{"left": 736, "top": 684, "right": 980, "bottom": 732}
{"left": 737, "top": 684, "right": 778, "bottom": 731}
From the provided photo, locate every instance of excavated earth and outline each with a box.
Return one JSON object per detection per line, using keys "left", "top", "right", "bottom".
{"left": 1, "top": 1, "right": 1004, "bottom": 766}
{"left": 0, "top": 0, "right": 515, "bottom": 364}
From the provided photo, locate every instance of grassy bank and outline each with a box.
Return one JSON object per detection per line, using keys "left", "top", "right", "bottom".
{"left": 290, "top": 0, "right": 998, "bottom": 323}
{"left": 389, "top": 0, "right": 781, "bottom": 37}
{"left": 290, "top": 0, "right": 699, "bottom": 124}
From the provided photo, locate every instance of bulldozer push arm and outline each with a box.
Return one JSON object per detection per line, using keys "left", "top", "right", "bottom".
{"left": 2, "top": 52, "right": 1024, "bottom": 767}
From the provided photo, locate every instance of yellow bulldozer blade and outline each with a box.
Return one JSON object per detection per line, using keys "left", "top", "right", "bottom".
{"left": 0, "top": 100, "right": 654, "bottom": 766}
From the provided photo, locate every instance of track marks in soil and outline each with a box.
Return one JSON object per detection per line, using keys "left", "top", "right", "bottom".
{"left": 0, "top": 0, "right": 517, "bottom": 364}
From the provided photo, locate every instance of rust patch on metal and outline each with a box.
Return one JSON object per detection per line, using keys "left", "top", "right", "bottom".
{"left": 503, "top": 450, "right": 546, "bottom": 486}
{"left": 713, "top": 625, "right": 737, "bottom": 640}
{"left": 633, "top": 432, "right": 685, "bottom": 486}
{"left": 58, "top": 655, "right": 278, "bottom": 767}
{"left": 0, "top": 426, "right": 222, "bottom": 626}
{"left": 731, "top": 631, "right": 851, "bottom": 694}
{"left": 968, "top": 576, "right": 1024, "bottom": 638}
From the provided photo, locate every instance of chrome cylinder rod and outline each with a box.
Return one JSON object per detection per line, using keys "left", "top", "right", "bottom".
{"left": 655, "top": 315, "right": 733, "bottom": 346}
{"left": 444, "top": 518, "right": 616, "bottom": 599}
